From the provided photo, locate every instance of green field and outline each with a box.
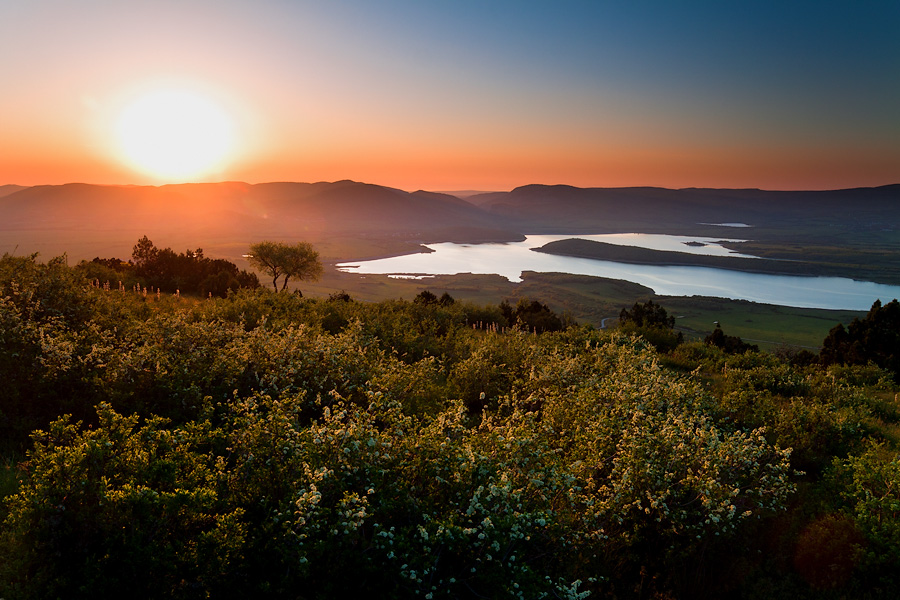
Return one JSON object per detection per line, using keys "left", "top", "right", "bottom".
{"left": 294, "top": 264, "right": 865, "bottom": 351}
{"left": 658, "top": 295, "right": 863, "bottom": 350}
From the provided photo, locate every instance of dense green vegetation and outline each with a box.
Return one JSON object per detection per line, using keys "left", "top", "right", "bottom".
{"left": 1, "top": 253, "right": 899, "bottom": 599}
{"left": 821, "top": 300, "right": 900, "bottom": 383}
{"left": 80, "top": 236, "right": 260, "bottom": 298}
{"left": 618, "top": 299, "right": 684, "bottom": 352}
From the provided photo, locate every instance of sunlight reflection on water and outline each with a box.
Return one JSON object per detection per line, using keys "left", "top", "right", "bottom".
{"left": 336, "top": 234, "right": 900, "bottom": 310}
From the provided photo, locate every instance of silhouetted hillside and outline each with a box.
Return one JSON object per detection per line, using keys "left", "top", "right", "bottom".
{"left": 469, "top": 183, "right": 900, "bottom": 240}
{"left": 2, "top": 180, "right": 898, "bottom": 267}
{"left": 0, "top": 180, "right": 520, "bottom": 261}
{"left": 0, "top": 184, "right": 27, "bottom": 198}
{"left": 0, "top": 180, "right": 505, "bottom": 233}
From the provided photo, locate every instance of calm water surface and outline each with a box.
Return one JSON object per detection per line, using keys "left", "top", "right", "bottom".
{"left": 336, "top": 234, "right": 900, "bottom": 311}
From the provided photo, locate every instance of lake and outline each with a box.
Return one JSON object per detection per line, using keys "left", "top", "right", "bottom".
{"left": 336, "top": 234, "right": 900, "bottom": 311}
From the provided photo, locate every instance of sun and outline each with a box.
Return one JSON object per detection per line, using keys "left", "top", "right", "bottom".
{"left": 116, "top": 89, "right": 236, "bottom": 181}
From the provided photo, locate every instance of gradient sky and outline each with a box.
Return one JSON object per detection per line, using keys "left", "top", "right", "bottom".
{"left": 1, "top": 0, "right": 898, "bottom": 191}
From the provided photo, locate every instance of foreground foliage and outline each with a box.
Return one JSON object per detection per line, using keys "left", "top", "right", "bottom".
{"left": 821, "top": 299, "right": 900, "bottom": 383}
{"left": 83, "top": 235, "right": 261, "bottom": 298}
{"left": 1, "top": 254, "right": 899, "bottom": 599}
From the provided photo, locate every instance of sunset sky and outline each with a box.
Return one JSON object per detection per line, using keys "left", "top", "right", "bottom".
{"left": 1, "top": 0, "right": 898, "bottom": 191}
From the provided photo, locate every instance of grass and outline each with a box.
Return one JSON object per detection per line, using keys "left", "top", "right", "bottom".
{"left": 293, "top": 264, "right": 863, "bottom": 351}
{"left": 659, "top": 296, "right": 863, "bottom": 350}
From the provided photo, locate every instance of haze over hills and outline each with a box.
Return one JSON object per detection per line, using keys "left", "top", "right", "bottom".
{"left": 0, "top": 185, "right": 27, "bottom": 199}
{"left": 469, "top": 183, "right": 900, "bottom": 241}
{"left": 0, "top": 180, "right": 520, "bottom": 262}
{"left": 0, "top": 180, "right": 500, "bottom": 234}
{"left": 1, "top": 180, "right": 898, "bottom": 266}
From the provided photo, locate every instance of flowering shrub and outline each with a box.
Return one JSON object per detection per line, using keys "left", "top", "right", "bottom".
{"left": 0, "top": 405, "right": 244, "bottom": 598}
{"left": 833, "top": 443, "right": 900, "bottom": 588}
{"left": 0, "top": 255, "right": 897, "bottom": 598}
{"left": 1, "top": 328, "right": 798, "bottom": 599}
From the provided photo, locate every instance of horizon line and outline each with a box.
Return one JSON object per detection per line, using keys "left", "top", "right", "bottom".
{"left": 4, "top": 179, "right": 899, "bottom": 195}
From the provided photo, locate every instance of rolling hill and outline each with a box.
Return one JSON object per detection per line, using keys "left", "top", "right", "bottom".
{"left": 1, "top": 180, "right": 898, "bottom": 269}
{"left": 468, "top": 183, "right": 900, "bottom": 241}
{"left": 0, "top": 180, "right": 519, "bottom": 262}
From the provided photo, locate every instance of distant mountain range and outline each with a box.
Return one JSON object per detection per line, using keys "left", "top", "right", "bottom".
{"left": 0, "top": 184, "right": 28, "bottom": 198}
{"left": 469, "top": 183, "right": 900, "bottom": 239}
{"left": 0, "top": 180, "right": 519, "bottom": 261}
{"left": 1, "top": 180, "right": 898, "bottom": 262}
{"left": 0, "top": 180, "right": 502, "bottom": 236}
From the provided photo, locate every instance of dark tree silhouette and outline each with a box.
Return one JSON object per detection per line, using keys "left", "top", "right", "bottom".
{"left": 414, "top": 290, "right": 439, "bottom": 305}
{"left": 620, "top": 299, "right": 675, "bottom": 329}
{"left": 820, "top": 299, "right": 900, "bottom": 381}
{"left": 618, "top": 300, "right": 683, "bottom": 351}
{"left": 102, "top": 236, "right": 261, "bottom": 296}
{"left": 499, "top": 298, "right": 564, "bottom": 333}
{"left": 705, "top": 324, "right": 758, "bottom": 354}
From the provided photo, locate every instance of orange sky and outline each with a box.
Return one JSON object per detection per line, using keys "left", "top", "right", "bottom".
{"left": 1, "top": 1, "right": 898, "bottom": 192}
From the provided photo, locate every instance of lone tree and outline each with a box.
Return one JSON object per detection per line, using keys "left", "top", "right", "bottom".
{"left": 247, "top": 241, "right": 323, "bottom": 292}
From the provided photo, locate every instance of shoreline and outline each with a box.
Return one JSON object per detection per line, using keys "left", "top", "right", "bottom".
{"left": 532, "top": 239, "right": 900, "bottom": 287}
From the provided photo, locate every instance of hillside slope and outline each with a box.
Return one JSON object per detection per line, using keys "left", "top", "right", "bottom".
{"left": 0, "top": 180, "right": 519, "bottom": 261}
{"left": 469, "top": 183, "right": 900, "bottom": 241}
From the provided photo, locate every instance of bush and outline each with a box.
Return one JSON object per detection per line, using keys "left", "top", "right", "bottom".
{"left": 821, "top": 299, "right": 900, "bottom": 382}
{"left": 499, "top": 298, "right": 564, "bottom": 333}
{"left": 705, "top": 324, "right": 758, "bottom": 354}
{"left": 618, "top": 300, "right": 684, "bottom": 352}
{"left": 1, "top": 258, "right": 898, "bottom": 599}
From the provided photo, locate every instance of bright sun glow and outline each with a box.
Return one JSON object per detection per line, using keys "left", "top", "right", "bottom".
{"left": 116, "top": 90, "right": 235, "bottom": 181}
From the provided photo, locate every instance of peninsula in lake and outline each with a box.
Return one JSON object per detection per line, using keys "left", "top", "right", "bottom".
{"left": 533, "top": 237, "right": 900, "bottom": 286}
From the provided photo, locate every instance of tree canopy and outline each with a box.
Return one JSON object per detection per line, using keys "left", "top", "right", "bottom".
{"left": 619, "top": 299, "right": 675, "bottom": 329}
{"left": 81, "top": 236, "right": 259, "bottom": 297}
{"left": 618, "top": 299, "right": 683, "bottom": 351}
{"left": 247, "top": 241, "right": 323, "bottom": 292}
{"left": 820, "top": 298, "right": 900, "bottom": 381}
{"left": 705, "top": 323, "right": 759, "bottom": 354}
{"left": 499, "top": 298, "right": 565, "bottom": 333}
